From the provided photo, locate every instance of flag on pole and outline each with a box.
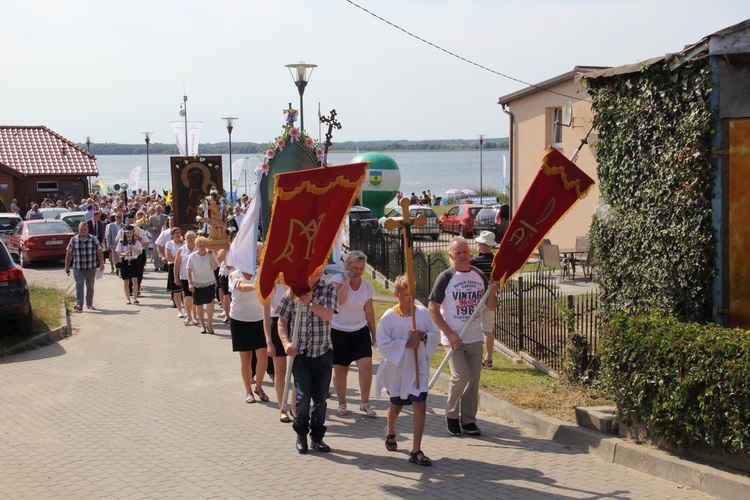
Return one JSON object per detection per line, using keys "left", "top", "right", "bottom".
{"left": 257, "top": 162, "right": 367, "bottom": 301}
{"left": 128, "top": 165, "right": 142, "bottom": 195}
{"left": 169, "top": 121, "right": 203, "bottom": 156}
{"left": 491, "top": 147, "right": 594, "bottom": 286}
{"left": 227, "top": 178, "right": 261, "bottom": 275}
{"left": 97, "top": 179, "right": 106, "bottom": 189}
{"left": 231, "top": 158, "right": 245, "bottom": 201}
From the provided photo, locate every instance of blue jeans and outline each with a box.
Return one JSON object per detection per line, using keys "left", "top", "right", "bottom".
{"left": 73, "top": 268, "right": 97, "bottom": 307}
{"left": 292, "top": 350, "right": 333, "bottom": 442}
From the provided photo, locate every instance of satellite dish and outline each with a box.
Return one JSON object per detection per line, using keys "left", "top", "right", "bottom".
{"left": 113, "top": 184, "right": 121, "bottom": 191}
{"left": 561, "top": 101, "right": 573, "bottom": 127}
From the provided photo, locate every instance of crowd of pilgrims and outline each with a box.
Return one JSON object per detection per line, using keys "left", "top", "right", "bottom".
{"left": 24, "top": 189, "right": 491, "bottom": 465}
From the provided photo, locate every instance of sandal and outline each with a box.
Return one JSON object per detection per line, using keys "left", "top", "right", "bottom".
{"left": 409, "top": 450, "right": 432, "bottom": 466}
{"left": 482, "top": 359, "right": 493, "bottom": 367}
{"left": 254, "top": 388, "right": 270, "bottom": 402}
{"left": 385, "top": 431, "right": 397, "bottom": 452}
{"left": 200, "top": 327, "right": 208, "bottom": 334}
{"left": 279, "top": 410, "right": 291, "bottom": 423}
{"left": 245, "top": 393, "right": 256, "bottom": 404}
{"left": 192, "top": 318, "right": 199, "bottom": 326}
{"left": 337, "top": 404, "right": 351, "bottom": 416}
{"left": 183, "top": 318, "right": 192, "bottom": 326}
{"left": 360, "top": 402, "right": 377, "bottom": 417}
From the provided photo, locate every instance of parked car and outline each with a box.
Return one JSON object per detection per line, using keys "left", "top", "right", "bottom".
{"left": 39, "top": 207, "right": 70, "bottom": 220}
{"left": 438, "top": 204, "right": 484, "bottom": 238}
{"left": 7, "top": 219, "right": 75, "bottom": 268}
{"left": 0, "top": 238, "right": 32, "bottom": 335}
{"left": 0, "top": 212, "right": 23, "bottom": 244}
{"left": 56, "top": 211, "right": 87, "bottom": 231}
{"left": 347, "top": 206, "right": 379, "bottom": 228}
{"left": 378, "top": 205, "right": 440, "bottom": 240}
{"left": 473, "top": 203, "right": 510, "bottom": 242}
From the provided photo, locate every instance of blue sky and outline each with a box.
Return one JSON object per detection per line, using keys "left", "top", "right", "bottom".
{"left": 2, "top": 0, "right": 748, "bottom": 145}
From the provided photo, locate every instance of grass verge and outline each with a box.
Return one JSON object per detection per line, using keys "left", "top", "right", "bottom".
{"left": 1, "top": 286, "right": 70, "bottom": 350}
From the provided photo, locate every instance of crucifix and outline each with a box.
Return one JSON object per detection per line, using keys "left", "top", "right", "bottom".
{"left": 319, "top": 109, "right": 341, "bottom": 166}
{"left": 384, "top": 197, "right": 426, "bottom": 388}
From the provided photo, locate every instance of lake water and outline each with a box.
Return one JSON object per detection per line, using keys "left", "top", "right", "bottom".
{"left": 94, "top": 149, "right": 508, "bottom": 207}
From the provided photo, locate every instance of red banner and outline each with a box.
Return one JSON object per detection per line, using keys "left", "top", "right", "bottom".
{"left": 491, "top": 147, "right": 594, "bottom": 286}
{"left": 257, "top": 163, "right": 367, "bottom": 302}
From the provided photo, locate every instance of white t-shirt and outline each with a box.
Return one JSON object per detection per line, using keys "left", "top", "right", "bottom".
{"left": 177, "top": 244, "right": 196, "bottom": 280}
{"left": 187, "top": 251, "right": 218, "bottom": 287}
{"left": 428, "top": 266, "right": 487, "bottom": 345}
{"left": 165, "top": 239, "right": 183, "bottom": 262}
{"left": 228, "top": 270, "right": 263, "bottom": 322}
{"left": 330, "top": 275, "right": 374, "bottom": 331}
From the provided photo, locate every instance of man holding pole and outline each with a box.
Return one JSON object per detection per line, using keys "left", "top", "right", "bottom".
{"left": 277, "top": 269, "right": 338, "bottom": 454}
{"left": 428, "top": 236, "right": 498, "bottom": 437}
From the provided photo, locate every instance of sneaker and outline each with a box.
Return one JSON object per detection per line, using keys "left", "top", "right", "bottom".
{"left": 446, "top": 417, "right": 461, "bottom": 436}
{"left": 73, "top": 304, "right": 82, "bottom": 312}
{"left": 87, "top": 305, "right": 96, "bottom": 310}
{"left": 177, "top": 310, "right": 185, "bottom": 318}
{"left": 462, "top": 423, "right": 482, "bottom": 436}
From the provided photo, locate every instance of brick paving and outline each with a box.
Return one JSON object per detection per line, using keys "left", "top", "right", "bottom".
{"left": 0, "top": 269, "right": 708, "bottom": 499}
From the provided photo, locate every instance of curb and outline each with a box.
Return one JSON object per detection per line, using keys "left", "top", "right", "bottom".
{"left": 430, "top": 368, "right": 750, "bottom": 499}
{"left": 2, "top": 300, "right": 71, "bottom": 357}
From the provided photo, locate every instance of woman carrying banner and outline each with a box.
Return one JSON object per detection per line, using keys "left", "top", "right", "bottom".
{"left": 116, "top": 225, "right": 143, "bottom": 305}
{"left": 186, "top": 236, "right": 220, "bottom": 334}
{"left": 174, "top": 231, "right": 198, "bottom": 326}
{"left": 330, "top": 251, "right": 378, "bottom": 417}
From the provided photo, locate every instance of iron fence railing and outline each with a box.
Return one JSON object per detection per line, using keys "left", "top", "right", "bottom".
{"left": 348, "top": 221, "right": 601, "bottom": 373}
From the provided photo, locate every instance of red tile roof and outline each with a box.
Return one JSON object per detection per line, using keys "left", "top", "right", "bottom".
{"left": 0, "top": 126, "right": 98, "bottom": 176}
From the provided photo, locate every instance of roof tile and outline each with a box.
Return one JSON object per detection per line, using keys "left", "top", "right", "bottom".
{"left": 0, "top": 126, "right": 98, "bottom": 176}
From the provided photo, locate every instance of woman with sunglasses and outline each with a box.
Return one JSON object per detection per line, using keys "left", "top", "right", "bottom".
{"left": 186, "top": 236, "right": 220, "bottom": 334}
{"left": 116, "top": 225, "right": 143, "bottom": 305}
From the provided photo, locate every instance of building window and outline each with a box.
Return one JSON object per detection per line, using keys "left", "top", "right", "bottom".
{"left": 551, "top": 107, "right": 563, "bottom": 147}
{"left": 36, "top": 181, "right": 59, "bottom": 192}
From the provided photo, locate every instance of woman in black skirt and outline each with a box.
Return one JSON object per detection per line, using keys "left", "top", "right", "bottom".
{"left": 116, "top": 225, "right": 143, "bottom": 305}
{"left": 164, "top": 226, "right": 185, "bottom": 317}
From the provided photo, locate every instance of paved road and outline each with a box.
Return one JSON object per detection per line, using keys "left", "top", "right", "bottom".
{"left": 0, "top": 268, "right": 704, "bottom": 499}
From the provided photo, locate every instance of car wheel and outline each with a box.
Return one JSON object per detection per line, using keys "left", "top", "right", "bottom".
{"left": 20, "top": 252, "right": 31, "bottom": 268}
{"left": 12, "top": 307, "right": 33, "bottom": 336}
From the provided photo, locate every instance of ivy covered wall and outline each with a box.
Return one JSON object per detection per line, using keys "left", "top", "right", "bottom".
{"left": 585, "top": 60, "right": 716, "bottom": 322}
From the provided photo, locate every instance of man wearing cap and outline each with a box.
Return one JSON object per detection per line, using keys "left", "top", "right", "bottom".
{"left": 471, "top": 231, "right": 498, "bottom": 367}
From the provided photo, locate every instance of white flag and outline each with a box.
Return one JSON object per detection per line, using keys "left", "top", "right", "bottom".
{"left": 128, "top": 165, "right": 142, "bottom": 195}
{"left": 170, "top": 121, "right": 203, "bottom": 156}
{"left": 227, "top": 176, "right": 261, "bottom": 275}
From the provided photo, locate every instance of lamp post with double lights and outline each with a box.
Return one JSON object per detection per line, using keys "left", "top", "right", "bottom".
{"left": 142, "top": 131, "right": 153, "bottom": 194}
{"left": 222, "top": 116, "right": 237, "bottom": 204}
{"left": 284, "top": 61, "right": 317, "bottom": 132}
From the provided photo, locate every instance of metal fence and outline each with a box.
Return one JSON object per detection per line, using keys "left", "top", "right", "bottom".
{"left": 348, "top": 221, "right": 601, "bottom": 373}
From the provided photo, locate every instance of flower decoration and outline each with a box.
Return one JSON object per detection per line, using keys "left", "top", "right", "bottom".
{"left": 277, "top": 138, "right": 286, "bottom": 149}
{"left": 255, "top": 162, "right": 270, "bottom": 175}
{"left": 305, "top": 137, "right": 314, "bottom": 148}
{"left": 290, "top": 128, "right": 300, "bottom": 141}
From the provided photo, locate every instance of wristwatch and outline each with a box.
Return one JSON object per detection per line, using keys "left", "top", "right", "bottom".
{"left": 307, "top": 301, "right": 313, "bottom": 309}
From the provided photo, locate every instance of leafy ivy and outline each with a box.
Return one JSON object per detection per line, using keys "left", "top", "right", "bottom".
{"left": 584, "top": 59, "right": 716, "bottom": 322}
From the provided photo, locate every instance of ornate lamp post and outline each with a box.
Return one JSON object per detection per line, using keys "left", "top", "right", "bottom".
{"left": 142, "top": 131, "right": 153, "bottom": 194}
{"left": 179, "top": 94, "right": 189, "bottom": 156}
{"left": 284, "top": 61, "right": 317, "bottom": 132}
{"left": 85, "top": 136, "right": 92, "bottom": 194}
{"left": 222, "top": 116, "right": 237, "bottom": 204}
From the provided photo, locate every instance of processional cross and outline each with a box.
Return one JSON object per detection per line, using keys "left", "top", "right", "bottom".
{"left": 319, "top": 109, "right": 341, "bottom": 166}
{"left": 384, "top": 197, "right": 426, "bottom": 388}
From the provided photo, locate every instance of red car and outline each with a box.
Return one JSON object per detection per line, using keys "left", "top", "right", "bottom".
{"left": 6, "top": 219, "right": 75, "bottom": 268}
{"left": 438, "top": 204, "right": 484, "bottom": 238}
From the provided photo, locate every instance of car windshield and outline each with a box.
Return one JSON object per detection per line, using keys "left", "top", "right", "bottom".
{"left": 410, "top": 208, "right": 437, "bottom": 218}
{"left": 351, "top": 211, "right": 375, "bottom": 220}
{"left": 0, "top": 217, "right": 20, "bottom": 231}
{"left": 28, "top": 222, "right": 72, "bottom": 235}
{"left": 477, "top": 207, "right": 497, "bottom": 218}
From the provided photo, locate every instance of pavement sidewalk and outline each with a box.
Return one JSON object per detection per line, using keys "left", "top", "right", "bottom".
{"left": 0, "top": 268, "right": 746, "bottom": 498}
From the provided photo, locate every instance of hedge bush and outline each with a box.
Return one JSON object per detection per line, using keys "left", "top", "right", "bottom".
{"left": 601, "top": 313, "right": 750, "bottom": 456}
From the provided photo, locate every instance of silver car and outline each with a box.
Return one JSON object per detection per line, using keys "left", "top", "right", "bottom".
{"left": 379, "top": 205, "right": 440, "bottom": 240}
{"left": 0, "top": 212, "right": 22, "bottom": 244}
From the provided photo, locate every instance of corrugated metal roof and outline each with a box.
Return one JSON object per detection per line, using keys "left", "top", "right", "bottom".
{"left": 0, "top": 126, "right": 98, "bottom": 176}
{"left": 497, "top": 66, "right": 608, "bottom": 105}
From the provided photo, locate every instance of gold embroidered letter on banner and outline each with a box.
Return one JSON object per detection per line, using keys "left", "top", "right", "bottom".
{"left": 274, "top": 213, "right": 326, "bottom": 264}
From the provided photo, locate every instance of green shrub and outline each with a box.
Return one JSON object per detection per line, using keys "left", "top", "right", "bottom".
{"left": 601, "top": 312, "right": 750, "bottom": 456}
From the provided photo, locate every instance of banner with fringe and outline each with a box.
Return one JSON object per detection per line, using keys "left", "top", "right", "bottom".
{"left": 257, "top": 163, "right": 367, "bottom": 302}
{"left": 491, "top": 147, "right": 594, "bottom": 286}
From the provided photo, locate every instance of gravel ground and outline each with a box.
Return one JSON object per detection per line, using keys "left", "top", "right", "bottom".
{"left": 20, "top": 260, "right": 75, "bottom": 291}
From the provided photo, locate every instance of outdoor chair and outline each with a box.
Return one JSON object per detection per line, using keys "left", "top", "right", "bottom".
{"left": 580, "top": 247, "right": 597, "bottom": 282}
{"left": 540, "top": 243, "right": 565, "bottom": 279}
{"left": 530, "top": 238, "right": 551, "bottom": 272}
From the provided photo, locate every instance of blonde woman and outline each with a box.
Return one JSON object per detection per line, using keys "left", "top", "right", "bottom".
{"left": 330, "top": 251, "right": 378, "bottom": 417}
{"left": 186, "top": 236, "right": 219, "bottom": 334}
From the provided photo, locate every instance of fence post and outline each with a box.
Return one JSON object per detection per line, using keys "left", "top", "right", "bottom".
{"left": 518, "top": 276, "right": 524, "bottom": 352}
{"left": 566, "top": 295, "right": 575, "bottom": 333}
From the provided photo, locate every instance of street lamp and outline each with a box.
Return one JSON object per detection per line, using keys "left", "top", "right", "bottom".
{"left": 142, "top": 131, "right": 153, "bottom": 194}
{"left": 85, "top": 136, "right": 92, "bottom": 194}
{"left": 222, "top": 116, "right": 237, "bottom": 204}
{"left": 479, "top": 134, "right": 485, "bottom": 205}
{"left": 179, "top": 94, "right": 188, "bottom": 156}
{"left": 284, "top": 61, "right": 317, "bottom": 132}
